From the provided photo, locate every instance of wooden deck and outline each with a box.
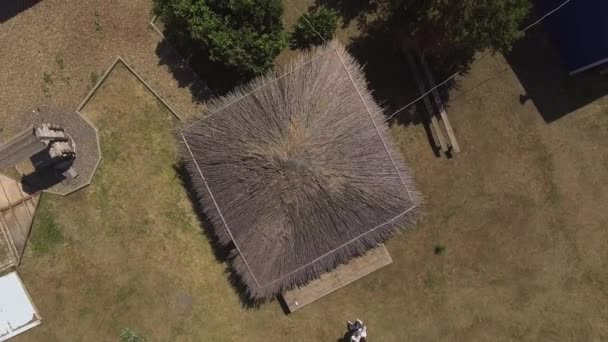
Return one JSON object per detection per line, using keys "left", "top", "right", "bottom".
{"left": 281, "top": 245, "right": 393, "bottom": 313}
{"left": 0, "top": 126, "right": 45, "bottom": 169}
{"left": 0, "top": 175, "right": 40, "bottom": 273}
{"left": 420, "top": 56, "right": 460, "bottom": 153}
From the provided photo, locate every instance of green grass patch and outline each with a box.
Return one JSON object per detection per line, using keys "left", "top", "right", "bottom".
{"left": 120, "top": 328, "right": 147, "bottom": 342}
{"left": 30, "top": 199, "right": 64, "bottom": 255}
{"left": 434, "top": 244, "right": 446, "bottom": 255}
{"left": 78, "top": 307, "right": 93, "bottom": 318}
{"left": 116, "top": 285, "right": 136, "bottom": 302}
{"left": 42, "top": 71, "right": 53, "bottom": 98}
{"left": 423, "top": 272, "right": 441, "bottom": 289}
{"left": 55, "top": 54, "right": 65, "bottom": 70}
{"left": 94, "top": 10, "right": 102, "bottom": 32}
{"left": 90, "top": 71, "right": 100, "bottom": 88}
{"left": 43, "top": 71, "right": 53, "bottom": 85}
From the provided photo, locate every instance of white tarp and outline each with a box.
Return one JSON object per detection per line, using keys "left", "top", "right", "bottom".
{"left": 0, "top": 272, "right": 41, "bottom": 341}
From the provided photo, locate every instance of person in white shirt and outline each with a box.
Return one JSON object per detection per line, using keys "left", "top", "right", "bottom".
{"left": 345, "top": 319, "right": 367, "bottom": 342}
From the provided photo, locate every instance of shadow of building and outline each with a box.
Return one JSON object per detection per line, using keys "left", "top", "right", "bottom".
{"left": 0, "top": 0, "right": 41, "bottom": 23}
{"left": 506, "top": 29, "right": 608, "bottom": 123}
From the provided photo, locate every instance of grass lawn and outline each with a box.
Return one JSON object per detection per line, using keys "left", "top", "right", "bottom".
{"left": 17, "top": 62, "right": 369, "bottom": 341}
{"left": 389, "top": 52, "right": 608, "bottom": 340}
{"left": 10, "top": 6, "right": 608, "bottom": 342}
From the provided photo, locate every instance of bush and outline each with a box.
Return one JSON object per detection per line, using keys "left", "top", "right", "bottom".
{"left": 154, "top": 0, "right": 286, "bottom": 78}
{"left": 290, "top": 6, "right": 339, "bottom": 49}
{"left": 120, "top": 328, "right": 147, "bottom": 342}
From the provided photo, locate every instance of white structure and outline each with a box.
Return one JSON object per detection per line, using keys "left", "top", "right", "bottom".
{"left": 0, "top": 272, "right": 41, "bottom": 341}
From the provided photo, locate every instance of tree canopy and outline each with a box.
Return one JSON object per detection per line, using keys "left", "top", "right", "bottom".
{"left": 390, "top": 0, "right": 531, "bottom": 55}
{"left": 154, "top": 0, "right": 286, "bottom": 77}
{"left": 290, "top": 6, "right": 339, "bottom": 50}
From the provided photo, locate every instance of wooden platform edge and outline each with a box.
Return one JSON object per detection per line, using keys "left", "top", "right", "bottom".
{"left": 420, "top": 55, "right": 461, "bottom": 153}
{"left": 404, "top": 53, "right": 448, "bottom": 153}
{"left": 280, "top": 245, "right": 393, "bottom": 313}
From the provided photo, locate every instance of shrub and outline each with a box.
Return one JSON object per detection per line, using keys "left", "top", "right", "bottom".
{"left": 290, "top": 6, "right": 339, "bottom": 49}
{"left": 120, "top": 328, "right": 147, "bottom": 342}
{"left": 154, "top": 0, "right": 286, "bottom": 78}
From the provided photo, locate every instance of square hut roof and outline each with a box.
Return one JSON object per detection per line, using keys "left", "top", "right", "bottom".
{"left": 181, "top": 43, "right": 420, "bottom": 300}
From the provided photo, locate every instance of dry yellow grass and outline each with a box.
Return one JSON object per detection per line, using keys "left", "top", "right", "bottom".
{"left": 389, "top": 52, "right": 608, "bottom": 340}
{"left": 5, "top": 1, "right": 608, "bottom": 341}
{"left": 0, "top": 0, "right": 204, "bottom": 142}
{"left": 13, "top": 51, "right": 608, "bottom": 342}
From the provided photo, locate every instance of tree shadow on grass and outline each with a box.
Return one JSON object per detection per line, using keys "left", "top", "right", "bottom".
{"left": 346, "top": 22, "right": 476, "bottom": 157}
{"left": 347, "top": 25, "right": 422, "bottom": 126}
{"left": 347, "top": 27, "right": 441, "bottom": 156}
{"left": 154, "top": 22, "right": 250, "bottom": 103}
{"left": 154, "top": 40, "right": 214, "bottom": 104}
{"left": 348, "top": 24, "right": 473, "bottom": 122}
{"left": 173, "top": 160, "right": 262, "bottom": 309}
{"left": 506, "top": 29, "right": 608, "bottom": 123}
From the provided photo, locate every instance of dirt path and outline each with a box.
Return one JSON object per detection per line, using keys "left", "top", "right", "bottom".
{"left": 0, "top": 0, "right": 206, "bottom": 141}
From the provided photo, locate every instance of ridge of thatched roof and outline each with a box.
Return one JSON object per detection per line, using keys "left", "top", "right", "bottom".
{"left": 181, "top": 42, "right": 421, "bottom": 300}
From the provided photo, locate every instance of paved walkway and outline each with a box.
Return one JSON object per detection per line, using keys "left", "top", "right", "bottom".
{"left": 0, "top": 0, "right": 207, "bottom": 142}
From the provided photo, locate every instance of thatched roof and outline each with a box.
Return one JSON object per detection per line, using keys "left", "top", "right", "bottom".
{"left": 181, "top": 43, "right": 421, "bottom": 300}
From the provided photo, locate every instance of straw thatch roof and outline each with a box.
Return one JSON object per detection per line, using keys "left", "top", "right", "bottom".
{"left": 181, "top": 43, "right": 421, "bottom": 300}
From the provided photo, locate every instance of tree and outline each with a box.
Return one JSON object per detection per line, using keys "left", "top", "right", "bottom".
{"left": 154, "top": 0, "right": 286, "bottom": 77}
{"left": 390, "top": 0, "right": 531, "bottom": 55}
{"left": 290, "top": 6, "right": 339, "bottom": 49}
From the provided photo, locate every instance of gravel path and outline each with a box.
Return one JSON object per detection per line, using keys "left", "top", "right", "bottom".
{"left": 0, "top": 0, "right": 207, "bottom": 142}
